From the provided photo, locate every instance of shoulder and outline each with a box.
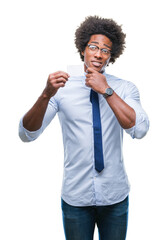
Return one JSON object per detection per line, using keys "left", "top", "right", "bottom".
{"left": 105, "top": 73, "right": 127, "bottom": 87}
{"left": 105, "top": 73, "right": 140, "bottom": 97}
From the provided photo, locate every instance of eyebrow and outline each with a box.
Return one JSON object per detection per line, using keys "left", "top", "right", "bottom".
{"left": 90, "top": 41, "right": 111, "bottom": 49}
{"left": 104, "top": 43, "right": 111, "bottom": 49}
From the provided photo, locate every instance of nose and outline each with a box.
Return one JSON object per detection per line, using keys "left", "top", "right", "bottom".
{"left": 94, "top": 49, "right": 102, "bottom": 58}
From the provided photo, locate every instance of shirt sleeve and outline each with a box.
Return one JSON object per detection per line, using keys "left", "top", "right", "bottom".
{"left": 124, "top": 81, "right": 149, "bottom": 139}
{"left": 19, "top": 96, "right": 59, "bottom": 142}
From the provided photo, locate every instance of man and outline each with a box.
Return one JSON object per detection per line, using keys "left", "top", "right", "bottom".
{"left": 19, "top": 16, "right": 149, "bottom": 240}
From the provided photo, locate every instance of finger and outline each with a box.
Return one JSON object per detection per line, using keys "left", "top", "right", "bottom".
{"left": 49, "top": 74, "right": 69, "bottom": 83}
{"left": 53, "top": 82, "right": 66, "bottom": 88}
{"left": 85, "top": 77, "right": 92, "bottom": 82}
{"left": 48, "top": 79, "right": 67, "bottom": 89}
{"left": 85, "top": 73, "right": 93, "bottom": 78}
{"left": 49, "top": 71, "right": 70, "bottom": 79}
{"left": 52, "top": 71, "right": 70, "bottom": 78}
{"left": 85, "top": 81, "right": 91, "bottom": 87}
{"left": 56, "top": 71, "right": 70, "bottom": 79}
{"left": 51, "top": 77, "right": 67, "bottom": 84}
{"left": 85, "top": 77, "right": 92, "bottom": 85}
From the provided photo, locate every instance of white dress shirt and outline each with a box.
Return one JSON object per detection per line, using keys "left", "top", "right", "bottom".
{"left": 19, "top": 72, "right": 149, "bottom": 206}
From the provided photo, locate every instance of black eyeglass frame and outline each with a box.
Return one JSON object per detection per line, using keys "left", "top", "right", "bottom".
{"left": 87, "top": 44, "right": 112, "bottom": 55}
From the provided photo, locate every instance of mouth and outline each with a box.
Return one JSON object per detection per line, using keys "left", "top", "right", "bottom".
{"left": 91, "top": 61, "right": 102, "bottom": 68}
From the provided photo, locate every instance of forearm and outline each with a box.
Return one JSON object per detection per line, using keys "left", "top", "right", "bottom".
{"left": 23, "top": 93, "right": 50, "bottom": 131}
{"left": 22, "top": 71, "right": 69, "bottom": 132}
{"left": 106, "top": 91, "right": 136, "bottom": 129}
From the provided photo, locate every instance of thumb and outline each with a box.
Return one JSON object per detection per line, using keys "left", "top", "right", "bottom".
{"left": 87, "top": 67, "right": 96, "bottom": 73}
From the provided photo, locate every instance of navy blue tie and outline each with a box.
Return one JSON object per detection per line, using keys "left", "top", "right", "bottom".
{"left": 90, "top": 89, "right": 104, "bottom": 172}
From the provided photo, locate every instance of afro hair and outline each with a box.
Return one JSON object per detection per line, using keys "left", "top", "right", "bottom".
{"left": 75, "top": 16, "right": 126, "bottom": 64}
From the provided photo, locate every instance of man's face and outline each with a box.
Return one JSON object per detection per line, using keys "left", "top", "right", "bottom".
{"left": 82, "top": 34, "right": 112, "bottom": 73}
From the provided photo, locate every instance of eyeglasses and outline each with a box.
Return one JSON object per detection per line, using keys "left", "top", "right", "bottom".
{"left": 87, "top": 44, "right": 112, "bottom": 56}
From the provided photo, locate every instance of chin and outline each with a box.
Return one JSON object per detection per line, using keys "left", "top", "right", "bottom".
{"left": 93, "top": 67, "right": 101, "bottom": 72}
{"left": 91, "top": 65, "right": 102, "bottom": 72}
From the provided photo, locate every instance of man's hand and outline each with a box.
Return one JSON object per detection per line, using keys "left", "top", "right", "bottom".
{"left": 43, "top": 71, "right": 70, "bottom": 98}
{"left": 85, "top": 67, "right": 109, "bottom": 94}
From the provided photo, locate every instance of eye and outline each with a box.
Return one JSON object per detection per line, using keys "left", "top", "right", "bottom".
{"left": 101, "top": 48, "right": 110, "bottom": 54}
{"left": 88, "top": 44, "right": 98, "bottom": 51}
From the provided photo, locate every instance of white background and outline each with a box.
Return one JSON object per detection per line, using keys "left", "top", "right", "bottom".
{"left": 0, "top": 0, "right": 168, "bottom": 239}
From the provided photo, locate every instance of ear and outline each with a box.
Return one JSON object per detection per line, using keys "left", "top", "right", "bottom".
{"left": 81, "top": 51, "right": 84, "bottom": 56}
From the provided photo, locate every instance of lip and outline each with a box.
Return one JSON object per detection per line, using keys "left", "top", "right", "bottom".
{"left": 91, "top": 61, "right": 102, "bottom": 68}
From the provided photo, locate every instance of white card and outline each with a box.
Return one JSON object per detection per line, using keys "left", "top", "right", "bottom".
{"left": 67, "top": 65, "right": 84, "bottom": 77}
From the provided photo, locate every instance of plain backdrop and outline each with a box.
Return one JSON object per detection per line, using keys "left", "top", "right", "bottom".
{"left": 0, "top": 0, "right": 168, "bottom": 239}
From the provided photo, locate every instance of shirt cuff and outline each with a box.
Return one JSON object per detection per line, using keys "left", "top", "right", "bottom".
{"left": 125, "top": 110, "right": 149, "bottom": 139}
{"left": 19, "top": 118, "right": 43, "bottom": 142}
